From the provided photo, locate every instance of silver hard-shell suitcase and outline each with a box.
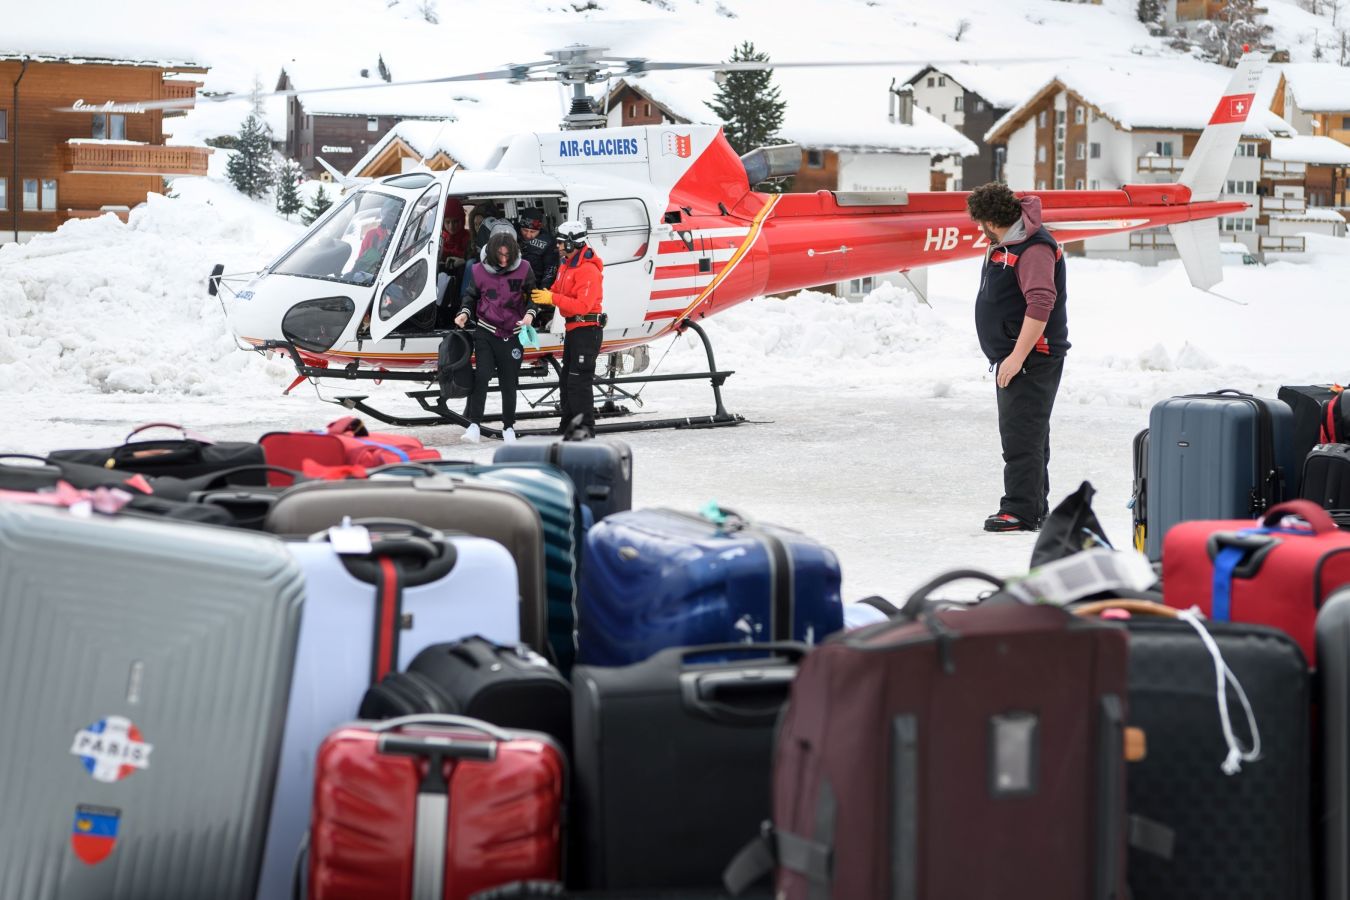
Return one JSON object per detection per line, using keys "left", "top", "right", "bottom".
{"left": 0, "top": 502, "right": 304, "bottom": 900}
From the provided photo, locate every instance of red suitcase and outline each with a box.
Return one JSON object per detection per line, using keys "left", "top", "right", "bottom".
{"left": 262, "top": 417, "right": 439, "bottom": 485}
{"left": 309, "top": 715, "right": 565, "bottom": 900}
{"left": 1162, "top": 499, "right": 1350, "bottom": 663}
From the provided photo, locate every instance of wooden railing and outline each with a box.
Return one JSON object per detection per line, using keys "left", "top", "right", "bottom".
{"left": 1129, "top": 230, "right": 1175, "bottom": 249}
{"left": 1259, "top": 234, "right": 1306, "bottom": 252}
{"left": 1261, "top": 159, "right": 1307, "bottom": 179}
{"left": 1260, "top": 195, "right": 1306, "bottom": 214}
{"left": 1137, "top": 155, "right": 1187, "bottom": 173}
{"left": 63, "top": 144, "right": 211, "bottom": 176}
{"left": 161, "top": 80, "right": 202, "bottom": 101}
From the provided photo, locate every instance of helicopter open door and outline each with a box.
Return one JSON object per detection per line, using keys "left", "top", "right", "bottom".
{"left": 574, "top": 197, "right": 653, "bottom": 330}
{"left": 368, "top": 182, "right": 445, "bottom": 342}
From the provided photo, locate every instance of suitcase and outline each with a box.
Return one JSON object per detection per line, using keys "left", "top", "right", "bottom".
{"left": 494, "top": 436, "right": 632, "bottom": 524}
{"left": 1076, "top": 601, "right": 1311, "bottom": 900}
{"left": 359, "top": 637, "right": 571, "bottom": 751}
{"left": 256, "top": 525, "right": 520, "bottom": 900}
{"left": 260, "top": 417, "right": 440, "bottom": 486}
{"left": 1318, "top": 587, "right": 1350, "bottom": 900}
{"left": 572, "top": 643, "right": 804, "bottom": 891}
{"left": 1300, "top": 443, "right": 1350, "bottom": 521}
{"left": 0, "top": 501, "right": 304, "bottom": 900}
{"left": 308, "top": 715, "right": 565, "bottom": 900}
{"left": 1280, "top": 384, "right": 1349, "bottom": 476}
{"left": 724, "top": 571, "right": 1130, "bottom": 900}
{"left": 377, "top": 460, "right": 586, "bottom": 671}
{"left": 1161, "top": 499, "right": 1350, "bottom": 664}
{"left": 49, "top": 422, "right": 266, "bottom": 483}
{"left": 0, "top": 457, "right": 238, "bottom": 527}
{"left": 576, "top": 508, "right": 843, "bottom": 667}
{"left": 1145, "top": 390, "right": 1296, "bottom": 560}
{"left": 1131, "top": 428, "right": 1149, "bottom": 553}
{"left": 264, "top": 475, "right": 550, "bottom": 655}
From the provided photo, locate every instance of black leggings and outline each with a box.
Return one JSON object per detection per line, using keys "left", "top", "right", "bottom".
{"left": 464, "top": 329, "right": 524, "bottom": 428}
{"left": 995, "top": 351, "right": 1065, "bottom": 523}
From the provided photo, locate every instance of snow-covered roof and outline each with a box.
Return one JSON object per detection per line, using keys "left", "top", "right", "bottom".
{"left": 1269, "top": 135, "right": 1350, "bottom": 166}
{"left": 348, "top": 118, "right": 501, "bottom": 175}
{"left": 607, "top": 79, "right": 706, "bottom": 125}
{"left": 1279, "top": 64, "right": 1350, "bottom": 113}
{"left": 620, "top": 71, "right": 976, "bottom": 156}
{"left": 902, "top": 62, "right": 1060, "bottom": 111}
{"left": 0, "top": 50, "right": 203, "bottom": 70}
{"left": 1274, "top": 208, "right": 1348, "bottom": 224}
{"left": 986, "top": 57, "right": 1289, "bottom": 143}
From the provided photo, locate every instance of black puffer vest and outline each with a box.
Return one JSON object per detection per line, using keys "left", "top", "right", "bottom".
{"left": 974, "top": 227, "right": 1069, "bottom": 363}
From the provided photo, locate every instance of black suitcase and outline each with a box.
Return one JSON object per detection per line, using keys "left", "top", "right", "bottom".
{"left": 496, "top": 436, "right": 632, "bottom": 523}
{"left": 48, "top": 423, "right": 266, "bottom": 483}
{"left": 1079, "top": 603, "right": 1311, "bottom": 900}
{"left": 1131, "top": 428, "right": 1149, "bottom": 553}
{"left": 1301, "top": 443, "right": 1350, "bottom": 522}
{"left": 572, "top": 643, "right": 803, "bottom": 891}
{"left": 0, "top": 455, "right": 236, "bottom": 526}
{"left": 1280, "top": 385, "right": 1349, "bottom": 478}
{"left": 361, "top": 636, "right": 572, "bottom": 749}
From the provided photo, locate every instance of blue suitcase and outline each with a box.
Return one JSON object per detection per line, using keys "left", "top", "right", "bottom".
{"left": 495, "top": 437, "right": 632, "bottom": 524}
{"left": 577, "top": 508, "right": 843, "bottom": 666}
{"left": 1146, "top": 389, "right": 1296, "bottom": 560}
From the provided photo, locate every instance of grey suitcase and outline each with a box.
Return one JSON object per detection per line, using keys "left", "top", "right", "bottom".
{"left": 1145, "top": 389, "right": 1296, "bottom": 559}
{"left": 264, "top": 475, "right": 550, "bottom": 655}
{"left": 0, "top": 501, "right": 304, "bottom": 900}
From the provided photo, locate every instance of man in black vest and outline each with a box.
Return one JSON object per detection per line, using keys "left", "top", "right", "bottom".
{"left": 967, "top": 182, "right": 1070, "bottom": 533}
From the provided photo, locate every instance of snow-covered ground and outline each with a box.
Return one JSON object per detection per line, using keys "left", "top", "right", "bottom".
{"left": 3, "top": 170, "right": 1346, "bottom": 602}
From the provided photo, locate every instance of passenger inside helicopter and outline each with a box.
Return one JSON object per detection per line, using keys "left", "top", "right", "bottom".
{"left": 273, "top": 192, "right": 406, "bottom": 286}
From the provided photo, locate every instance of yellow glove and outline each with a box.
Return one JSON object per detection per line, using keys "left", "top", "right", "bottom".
{"left": 531, "top": 289, "right": 554, "bottom": 306}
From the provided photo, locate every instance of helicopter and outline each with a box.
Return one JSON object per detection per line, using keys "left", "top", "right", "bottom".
{"left": 121, "top": 45, "right": 1264, "bottom": 436}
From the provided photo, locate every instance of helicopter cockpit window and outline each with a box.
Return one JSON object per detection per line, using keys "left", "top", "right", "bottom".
{"left": 381, "top": 173, "right": 436, "bottom": 189}
{"left": 273, "top": 191, "right": 406, "bottom": 286}
{"left": 390, "top": 184, "right": 442, "bottom": 272}
{"left": 576, "top": 198, "right": 650, "bottom": 267}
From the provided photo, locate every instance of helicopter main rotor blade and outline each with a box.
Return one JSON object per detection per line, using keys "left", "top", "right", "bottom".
{"left": 631, "top": 56, "right": 1064, "bottom": 73}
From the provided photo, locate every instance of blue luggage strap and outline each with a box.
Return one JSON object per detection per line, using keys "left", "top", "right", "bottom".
{"left": 1209, "top": 524, "right": 1311, "bottom": 621}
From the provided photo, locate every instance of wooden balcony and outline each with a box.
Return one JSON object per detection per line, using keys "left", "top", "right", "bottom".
{"left": 1260, "top": 195, "right": 1306, "bottom": 214}
{"left": 1259, "top": 234, "right": 1306, "bottom": 252}
{"left": 161, "top": 80, "right": 203, "bottom": 117}
{"left": 1129, "top": 231, "right": 1175, "bottom": 249}
{"left": 1137, "top": 155, "right": 1187, "bottom": 173}
{"left": 63, "top": 143, "right": 211, "bottom": 177}
{"left": 1261, "top": 159, "right": 1307, "bottom": 180}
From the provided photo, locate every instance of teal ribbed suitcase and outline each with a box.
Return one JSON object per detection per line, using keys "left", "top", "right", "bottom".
{"left": 377, "top": 460, "right": 585, "bottom": 672}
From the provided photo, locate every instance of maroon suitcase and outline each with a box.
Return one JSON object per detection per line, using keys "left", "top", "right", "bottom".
{"left": 727, "top": 571, "right": 1129, "bottom": 900}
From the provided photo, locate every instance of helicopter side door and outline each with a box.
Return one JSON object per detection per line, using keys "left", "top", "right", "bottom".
{"left": 573, "top": 197, "right": 653, "bottom": 331}
{"left": 368, "top": 182, "right": 445, "bottom": 341}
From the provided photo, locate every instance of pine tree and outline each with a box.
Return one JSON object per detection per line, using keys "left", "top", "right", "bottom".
{"left": 705, "top": 42, "right": 787, "bottom": 157}
{"left": 226, "top": 115, "right": 275, "bottom": 199}
{"left": 1197, "top": 0, "right": 1272, "bottom": 66}
{"left": 302, "top": 184, "right": 334, "bottom": 226}
{"left": 275, "top": 160, "right": 304, "bottom": 220}
{"left": 1136, "top": 0, "right": 1163, "bottom": 28}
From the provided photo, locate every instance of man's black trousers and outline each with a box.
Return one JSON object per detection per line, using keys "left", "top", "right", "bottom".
{"left": 465, "top": 329, "right": 523, "bottom": 429}
{"left": 559, "top": 325, "right": 602, "bottom": 432}
{"left": 995, "top": 351, "right": 1065, "bottom": 525}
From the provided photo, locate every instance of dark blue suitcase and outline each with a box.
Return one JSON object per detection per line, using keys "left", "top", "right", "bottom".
{"left": 495, "top": 437, "right": 632, "bottom": 524}
{"left": 1145, "top": 389, "right": 1296, "bottom": 559}
{"left": 576, "top": 508, "right": 843, "bottom": 666}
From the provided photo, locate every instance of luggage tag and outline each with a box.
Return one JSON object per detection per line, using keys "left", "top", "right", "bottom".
{"left": 1005, "top": 548, "right": 1156, "bottom": 606}
{"left": 327, "top": 516, "right": 373, "bottom": 555}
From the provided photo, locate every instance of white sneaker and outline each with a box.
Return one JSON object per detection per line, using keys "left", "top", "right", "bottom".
{"left": 462, "top": 423, "right": 481, "bottom": 443}
{"left": 502, "top": 427, "right": 518, "bottom": 444}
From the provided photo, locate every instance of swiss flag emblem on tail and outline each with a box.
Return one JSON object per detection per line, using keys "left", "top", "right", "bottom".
{"left": 662, "top": 132, "right": 692, "bottom": 158}
{"left": 1209, "top": 93, "right": 1257, "bottom": 125}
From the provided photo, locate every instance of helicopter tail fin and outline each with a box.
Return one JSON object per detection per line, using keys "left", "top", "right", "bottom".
{"left": 316, "top": 156, "right": 374, "bottom": 191}
{"left": 1167, "top": 52, "right": 1266, "bottom": 290}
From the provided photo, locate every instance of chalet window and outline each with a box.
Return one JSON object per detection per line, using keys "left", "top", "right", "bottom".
{"left": 806, "top": 149, "right": 824, "bottom": 168}
{"left": 977, "top": 100, "right": 986, "bottom": 112}
{"left": 1056, "top": 176, "right": 1065, "bottom": 189}
{"left": 0, "top": 178, "right": 6, "bottom": 210}
{"left": 42, "top": 179, "right": 57, "bottom": 212}
{"left": 1076, "top": 142, "right": 1085, "bottom": 160}
{"left": 92, "top": 114, "right": 126, "bottom": 141}
{"left": 849, "top": 276, "right": 875, "bottom": 294}
{"left": 1056, "top": 110, "right": 1066, "bottom": 125}
{"left": 1075, "top": 178, "right": 1084, "bottom": 190}
{"left": 1235, "top": 142, "right": 1257, "bottom": 157}
{"left": 644, "top": 103, "right": 651, "bottom": 116}
{"left": 0, "top": 110, "right": 6, "bottom": 140}
{"left": 1037, "top": 145, "right": 1046, "bottom": 163}
{"left": 23, "top": 179, "right": 37, "bottom": 210}
{"left": 367, "top": 117, "right": 378, "bottom": 132}
{"left": 954, "top": 96, "right": 963, "bottom": 111}
{"left": 1090, "top": 179, "right": 1100, "bottom": 190}
{"left": 1038, "top": 110, "right": 1047, "bottom": 128}
{"left": 927, "top": 77, "right": 935, "bottom": 87}
{"left": 1090, "top": 142, "right": 1101, "bottom": 158}
{"left": 1156, "top": 141, "right": 1174, "bottom": 156}
{"left": 629, "top": 104, "right": 636, "bottom": 117}
{"left": 1036, "top": 179, "right": 1046, "bottom": 190}
{"left": 1074, "top": 106, "right": 1084, "bottom": 125}
{"left": 938, "top": 76, "right": 946, "bottom": 87}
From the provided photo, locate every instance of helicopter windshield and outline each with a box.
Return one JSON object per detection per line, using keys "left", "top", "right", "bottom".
{"left": 273, "top": 191, "right": 407, "bottom": 286}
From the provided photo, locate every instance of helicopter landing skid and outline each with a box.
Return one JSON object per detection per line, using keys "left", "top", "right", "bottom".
{"left": 321, "top": 320, "right": 747, "bottom": 437}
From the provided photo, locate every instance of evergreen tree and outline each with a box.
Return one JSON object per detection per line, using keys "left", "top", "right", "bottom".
{"left": 226, "top": 115, "right": 275, "bottom": 199}
{"left": 276, "top": 160, "right": 304, "bottom": 220}
{"left": 705, "top": 42, "right": 787, "bottom": 157}
{"left": 1197, "top": 0, "right": 1272, "bottom": 66}
{"left": 302, "top": 184, "right": 334, "bottom": 226}
{"left": 1136, "top": 0, "right": 1163, "bottom": 28}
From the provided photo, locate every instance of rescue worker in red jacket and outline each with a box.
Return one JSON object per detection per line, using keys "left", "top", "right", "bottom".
{"left": 532, "top": 220, "right": 604, "bottom": 435}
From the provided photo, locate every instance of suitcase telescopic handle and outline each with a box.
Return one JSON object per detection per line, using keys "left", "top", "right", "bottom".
{"left": 371, "top": 714, "right": 513, "bottom": 742}
{"left": 308, "top": 518, "right": 445, "bottom": 543}
{"left": 679, "top": 669, "right": 797, "bottom": 726}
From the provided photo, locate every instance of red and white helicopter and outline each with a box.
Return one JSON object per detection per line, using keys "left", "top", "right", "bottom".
{"left": 186, "top": 47, "right": 1263, "bottom": 435}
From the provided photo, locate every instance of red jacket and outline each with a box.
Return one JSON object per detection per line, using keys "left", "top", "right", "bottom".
{"left": 552, "top": 248, "right": 604, "bottom": 331}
